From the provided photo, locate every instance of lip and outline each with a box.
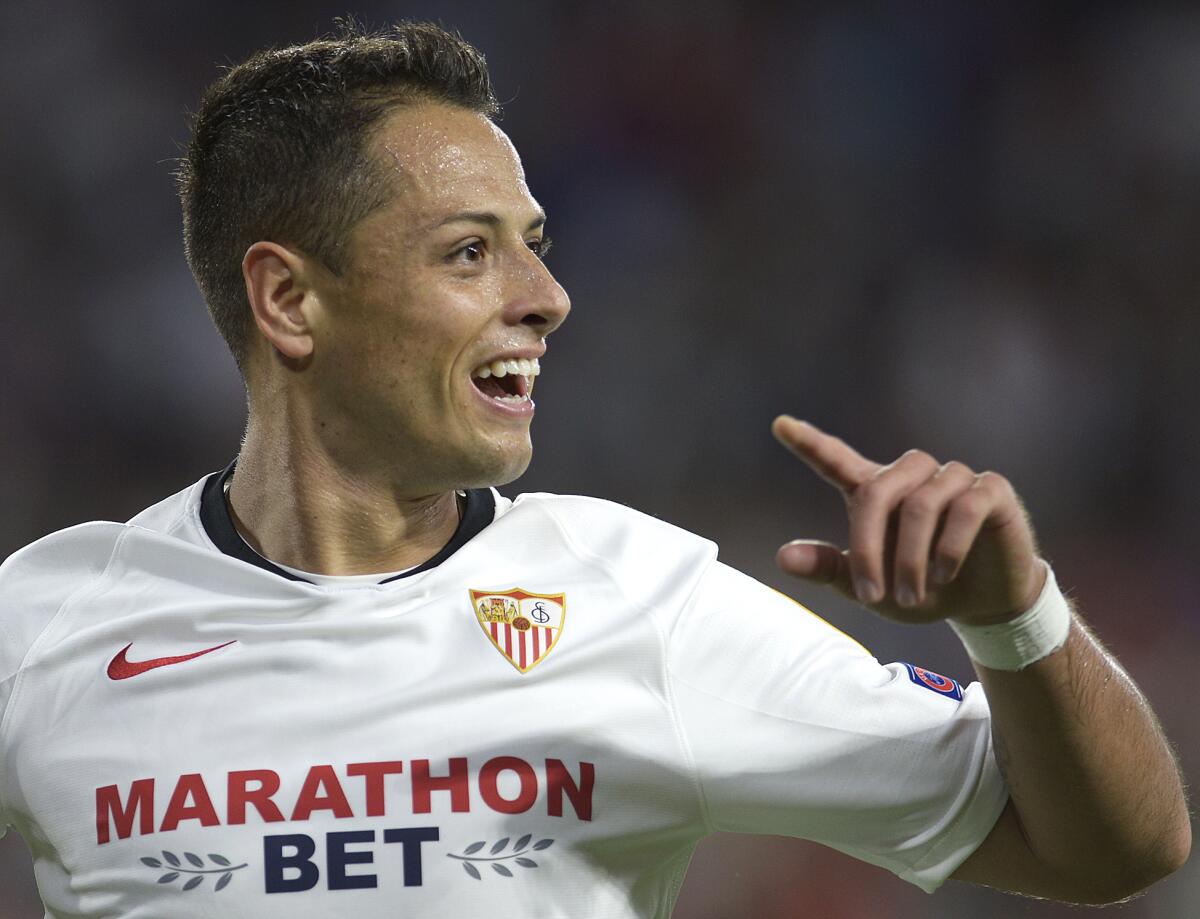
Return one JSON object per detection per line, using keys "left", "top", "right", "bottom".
{"left": 468, "top": 345, "right": 543, "bottom": 419}
{"left": 473, "top": 346, "right": 546, "bottom": 367}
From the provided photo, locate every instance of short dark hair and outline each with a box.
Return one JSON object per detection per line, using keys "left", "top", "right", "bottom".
{"left": 177, "top": 21, "right": 500, "bottom": 371}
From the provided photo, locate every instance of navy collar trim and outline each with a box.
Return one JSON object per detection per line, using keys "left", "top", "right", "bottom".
{"left": 199, "top": 461, "right": 496, "bottom": 585}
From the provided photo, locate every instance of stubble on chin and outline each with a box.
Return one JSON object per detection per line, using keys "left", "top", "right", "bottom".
{"left": 449, "top": 430, "right": 533, "bottom": 491}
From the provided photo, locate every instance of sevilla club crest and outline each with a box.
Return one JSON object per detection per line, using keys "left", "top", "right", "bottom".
{"left": 470, "top": 587, "right": 566, "bottom": 673}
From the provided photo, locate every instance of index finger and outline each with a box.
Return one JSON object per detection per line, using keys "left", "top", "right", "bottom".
{"left": 772, "top": 416, "right": 879, "bottom": 493}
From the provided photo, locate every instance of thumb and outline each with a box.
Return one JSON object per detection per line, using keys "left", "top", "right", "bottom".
{"left": 775, "top": 540, "right": 854, "bottom": 597}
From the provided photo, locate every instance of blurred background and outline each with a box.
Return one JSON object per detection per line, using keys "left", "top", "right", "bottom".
{"left": 1, "top": 0, "right": 1196, "bottom": 915}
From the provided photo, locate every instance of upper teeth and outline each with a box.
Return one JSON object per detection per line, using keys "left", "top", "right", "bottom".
{"left": 474, "top": 357, "right": 541, "bottom": 379}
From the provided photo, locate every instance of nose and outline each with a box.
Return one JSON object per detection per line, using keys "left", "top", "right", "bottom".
{"left": 502, "top": 253, "right": 571, "bottom": 337}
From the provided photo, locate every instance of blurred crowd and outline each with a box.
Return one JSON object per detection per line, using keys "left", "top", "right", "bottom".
{"left": 1, "top": 1, "right": 1196, "bottom": 916}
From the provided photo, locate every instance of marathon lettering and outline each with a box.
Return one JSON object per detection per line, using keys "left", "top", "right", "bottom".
{"left": 96, "top": 757, "right": 595, "bottom": 844}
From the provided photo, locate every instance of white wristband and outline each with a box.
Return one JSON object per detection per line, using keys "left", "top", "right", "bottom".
{"left": 948, "top": 561, "right": 1071, "bottom": 672}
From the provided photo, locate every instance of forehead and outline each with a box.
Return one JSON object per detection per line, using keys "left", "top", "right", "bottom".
{"left": 369, "top": 102, "right": 535, "bottom": 229}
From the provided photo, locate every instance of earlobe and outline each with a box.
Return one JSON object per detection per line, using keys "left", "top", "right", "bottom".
{"left": 242, "top": 241, "right": 316, "bottom": 362}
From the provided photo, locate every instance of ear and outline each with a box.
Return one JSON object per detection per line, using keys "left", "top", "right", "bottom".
{"left": 241, "top": 241, "right": 320, "bottom": 362}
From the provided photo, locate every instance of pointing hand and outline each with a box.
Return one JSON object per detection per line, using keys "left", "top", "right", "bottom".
{"left": 771, "top": 416, "right": 1045, "bottom": 626}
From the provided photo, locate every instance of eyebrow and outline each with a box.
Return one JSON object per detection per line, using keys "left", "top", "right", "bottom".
{"left": 433, "top": 210, "right": 547, "bottom": 233}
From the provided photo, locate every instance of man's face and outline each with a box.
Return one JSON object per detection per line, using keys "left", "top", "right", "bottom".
{"left": 304, "top": 102, "right": 570, "bottom": 492}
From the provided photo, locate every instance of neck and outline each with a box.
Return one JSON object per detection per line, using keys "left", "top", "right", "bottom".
{"left": 228, "top": 400, "right": 462, "bottom": 577}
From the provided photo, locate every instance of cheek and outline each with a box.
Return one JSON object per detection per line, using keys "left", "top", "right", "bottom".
{"left": 339, "top": 275, "right": 491, "bottom": 402}
{"left": 376, "top": 317, "right": 479, "bottom": 406}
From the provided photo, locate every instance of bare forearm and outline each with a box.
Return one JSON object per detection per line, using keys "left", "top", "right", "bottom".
{"left": 770, "top": 419, "right": 1190, "bottom": 900}
{"left": 975, "top": 612, "right": 1190, "bottom": 901}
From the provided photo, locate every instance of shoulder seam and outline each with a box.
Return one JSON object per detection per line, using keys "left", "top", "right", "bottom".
{"left": 536, "top": 500, "right": 718, "bottom": 836}
{"left": 0, "top": 526, "right": 131, "bottom": 822}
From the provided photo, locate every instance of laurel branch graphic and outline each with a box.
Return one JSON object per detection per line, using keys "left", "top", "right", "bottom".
{"left": 140, "top": 850, "right": 248, "bottom": 891}
{"left": 447, "top": 834, "right": 555, "bottom": 879}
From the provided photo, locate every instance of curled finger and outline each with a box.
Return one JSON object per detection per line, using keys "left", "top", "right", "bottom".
{"left": 931, "top": 477, "right": 1000, "bottom": 584}
{"left": 891, "top": 461, "right": 976, "bottom": 606}
{"left": 846, "top": 449, "right": 940, "bottom": 604}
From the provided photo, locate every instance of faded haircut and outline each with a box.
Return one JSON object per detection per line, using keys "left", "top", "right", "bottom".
{"left": 177, "top": 21, "right": 500, "bottom": 371}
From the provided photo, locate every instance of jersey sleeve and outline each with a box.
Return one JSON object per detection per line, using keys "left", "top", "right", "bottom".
{"left": 667, "top": 560, "right": 1008, "bottom": 893}
{"left": 0, "top": 523, "right": 124, "bottom": 841}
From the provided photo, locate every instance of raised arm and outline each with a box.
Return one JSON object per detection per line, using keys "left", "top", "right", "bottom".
{"left": 770, "top": 416, "right": 1190, "bottom": 904}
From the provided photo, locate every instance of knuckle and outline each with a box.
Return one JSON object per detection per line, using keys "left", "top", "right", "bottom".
{"left": 901, "top": 493, "right": 935, "bottom": 521}
{"left": 856, "top": 477, "right": 886, "bottom": 504}
{"left": 940, "top": 460, "right": 973, "bottom": 480}
{"left": 953, "top": 489, "right": 988, "bottom": 517}
{"left": 975, "top": 470, "right": 1011, "bottom": 494}
{"left": 900, "top": 448, "right": 937, "bottom": 470}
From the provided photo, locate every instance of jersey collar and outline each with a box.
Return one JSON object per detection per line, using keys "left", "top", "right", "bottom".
{"left": 199, "top": 461, "right": 496, "bottom": 585}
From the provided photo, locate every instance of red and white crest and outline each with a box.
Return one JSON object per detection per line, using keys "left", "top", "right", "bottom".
{"left": 469, "top": 587, "right": 566, "bottom": 673}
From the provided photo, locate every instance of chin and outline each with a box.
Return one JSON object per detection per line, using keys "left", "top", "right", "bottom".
{"left": 453, "top": 436, "right": 533, "bottom": 489}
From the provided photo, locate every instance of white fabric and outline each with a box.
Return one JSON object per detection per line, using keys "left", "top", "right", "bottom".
{"left": 266, "top": 556, "right": 418, "bottom": 587}
{"left": 949, "top": 561, "right": 1072, "bottom": 671}
{"left": 0, "top": 475, "right": 1007, "bottom": 917}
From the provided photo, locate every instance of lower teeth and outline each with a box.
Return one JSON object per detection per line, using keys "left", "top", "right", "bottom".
{"left": 494, "top": 394, "right": 528, "bottom": 404}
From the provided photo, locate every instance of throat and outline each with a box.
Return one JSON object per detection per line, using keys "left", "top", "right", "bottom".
{"left": 227, "top": 470, "right": 463, "bottom": 576}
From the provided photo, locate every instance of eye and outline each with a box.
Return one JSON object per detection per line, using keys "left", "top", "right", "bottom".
{"left": 449, "top": 240, "right": 486, "bottom": 265}
{"left": 527, "top": 235, "right": 553, "bottom": 260}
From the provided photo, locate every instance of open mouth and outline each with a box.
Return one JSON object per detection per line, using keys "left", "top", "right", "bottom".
{"left": 471, "top": 357, "right": 540, "bottom": 405}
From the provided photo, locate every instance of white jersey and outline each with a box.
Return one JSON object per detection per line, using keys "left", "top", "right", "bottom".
{"left": 0, "top": 468, "right": 1008, "bottom": 918}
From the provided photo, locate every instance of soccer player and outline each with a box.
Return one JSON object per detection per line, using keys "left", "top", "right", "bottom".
{"left": 0, "top": 22, "right": 1188, "bottom": 918}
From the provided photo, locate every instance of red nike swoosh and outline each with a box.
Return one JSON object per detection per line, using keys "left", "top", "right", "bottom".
{"left": 107, "top": 641, "right": 237, "bottom": 680}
